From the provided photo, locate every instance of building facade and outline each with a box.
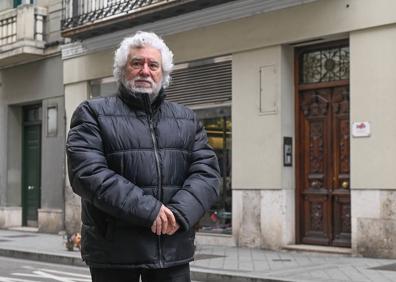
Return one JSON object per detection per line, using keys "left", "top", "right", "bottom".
{"left": 60, "top": 0, "right": 396, "bottom": 258}
{"left": 0, "top": 0, "right": 65, "bottom": 233}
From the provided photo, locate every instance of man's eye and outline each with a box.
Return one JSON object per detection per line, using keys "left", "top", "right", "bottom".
{"left": 131, "top": 61, "right": 143, "bottom": 68}
{"left": 149, "top": 63, "right": 159, "bottom": 70}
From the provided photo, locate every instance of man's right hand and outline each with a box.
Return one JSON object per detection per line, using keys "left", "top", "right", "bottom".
{"left": 151, "top": 205, "right": 178, "bottom": 235}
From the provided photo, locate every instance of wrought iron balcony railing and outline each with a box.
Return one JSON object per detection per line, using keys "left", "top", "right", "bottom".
{"left": 62, "top": 0, "right": 171, "bottom": 30}
{"left": 61, "top": 0, "right": 237, "bottom": 39}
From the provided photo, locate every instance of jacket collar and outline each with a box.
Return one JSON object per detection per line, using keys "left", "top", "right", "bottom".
{"left": 118, "top": 83, "right": 166, "bottom": 114}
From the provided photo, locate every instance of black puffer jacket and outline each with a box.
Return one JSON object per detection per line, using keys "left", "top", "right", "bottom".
{"left": 66, "top": 86, "right": 220, "bottom": 268}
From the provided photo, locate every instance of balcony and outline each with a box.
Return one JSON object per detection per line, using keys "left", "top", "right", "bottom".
{"left": 0, "top": 4, "right": 47, "bottom": 68}
{"left": 61, "top": 0, "right": 237, "bottom": 40}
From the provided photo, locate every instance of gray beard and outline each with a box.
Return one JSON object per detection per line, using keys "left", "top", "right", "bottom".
{"left": 121, "top": 78, "right": 161, "bottom": 103}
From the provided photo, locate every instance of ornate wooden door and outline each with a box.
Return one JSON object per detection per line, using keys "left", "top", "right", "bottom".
{"left": 296, "top": 41, "right": 351, "bottom": 247}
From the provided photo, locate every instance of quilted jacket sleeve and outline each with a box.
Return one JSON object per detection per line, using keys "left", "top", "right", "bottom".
{"left": 167, "top": 115, "right": 221, "bottom": 231}
{"left": 66, "top": 101, "right": 161, "bottom": 227}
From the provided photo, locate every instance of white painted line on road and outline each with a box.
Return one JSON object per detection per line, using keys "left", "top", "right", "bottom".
{"left": 38, "top": 269, "right": 90, "bottom": 278}
{"left": 0, "top": 277, "right": 39, "bottom": 282}
{"left": 13, "top": 271, "right": 89, "bottom": 282}
{"left": 33, "top": 271, "right": 77, "bottom": 282}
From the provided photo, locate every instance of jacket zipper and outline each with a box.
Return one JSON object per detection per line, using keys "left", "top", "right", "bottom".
{"left": 145, "top": 96, "right": 164, "bottom": 268}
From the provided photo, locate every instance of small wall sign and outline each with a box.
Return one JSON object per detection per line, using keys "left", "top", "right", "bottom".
{"left": 352, "top": 122, "right": 370, "bottom": 137}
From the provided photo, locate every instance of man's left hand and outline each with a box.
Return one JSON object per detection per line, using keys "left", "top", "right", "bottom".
{"left": 151, "top": 205, "right": 178, "bottom": 235}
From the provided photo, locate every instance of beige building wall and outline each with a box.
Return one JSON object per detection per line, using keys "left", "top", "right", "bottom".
{"left": 350, "top": 24, "right": 396, "bottom": 258}
{"left": 64, "top": 82, "right": 89, "bottom": 233}
{"left": 350, "top": 24, "right": 396, "bottom": 190}
{"left": 0, "top": 0, "right": 64, "bottom": 231}
{"left": 232, "top": 46, "right": 282, "bottom": 189}
{"left": 64, "top": 0, "right": 396, "bottom": 85}
{"left": 63, "top": 0, "right": 396, "bottom": 256}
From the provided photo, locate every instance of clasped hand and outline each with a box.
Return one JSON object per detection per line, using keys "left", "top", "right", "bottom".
{"left": 151, "top": 205, "right": 180, "bottom": 236}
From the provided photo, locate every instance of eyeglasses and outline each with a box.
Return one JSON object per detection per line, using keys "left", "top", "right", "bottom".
{"left": 129, "top": 58, "right": 161, "bottom": 71}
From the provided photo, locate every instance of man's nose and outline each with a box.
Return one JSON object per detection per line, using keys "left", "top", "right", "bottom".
{"left": 139, "top": 63, "right": 150, "bottom": 76}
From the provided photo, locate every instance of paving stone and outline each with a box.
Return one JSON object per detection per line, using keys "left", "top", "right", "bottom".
{"left": 3, "top": 229, "right": 396, "bottom": 282}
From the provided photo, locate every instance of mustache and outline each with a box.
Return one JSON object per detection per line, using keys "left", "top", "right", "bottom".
{"left": 131, "top": 76, "right": 154, "bottom": 84}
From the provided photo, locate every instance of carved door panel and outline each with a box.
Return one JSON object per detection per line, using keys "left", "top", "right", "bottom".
{"left": 298, "top": 86, "right": 350, "bottom": 247}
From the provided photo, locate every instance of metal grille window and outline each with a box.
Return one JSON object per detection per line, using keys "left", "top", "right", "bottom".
{"left": 300, "top": 45, "right": 349, "bottom": 84}
{"left": 166, "top": 57, "right": 231, "bottom": 106}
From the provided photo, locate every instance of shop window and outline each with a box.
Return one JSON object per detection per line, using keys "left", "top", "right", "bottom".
{"left": 195, "top": 107, "right": 232, "bottom": 234}
{"left": 89, "top": 77, "right": 117, "bottom": 99}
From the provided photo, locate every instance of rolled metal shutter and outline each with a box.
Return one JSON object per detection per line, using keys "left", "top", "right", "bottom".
{"left": 165, "top": 58, "right": 232, "bottom": 107}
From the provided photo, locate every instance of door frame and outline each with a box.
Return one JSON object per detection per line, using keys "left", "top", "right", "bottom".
{"left": 21, "top": 104, "right": 42, "bottom": 226}
{"left": 294, "top": 39, "right": 350, "bottom": 245}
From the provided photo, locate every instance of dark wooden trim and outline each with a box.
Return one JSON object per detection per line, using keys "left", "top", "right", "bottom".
{"left": 294, "top": 44, "right": 302, "bottom": 244}
{"left": 298, "top": 80, "right": 349, "bottom": 91}
{"left": 295, "top": 39, "right": 349, "bottom": 57}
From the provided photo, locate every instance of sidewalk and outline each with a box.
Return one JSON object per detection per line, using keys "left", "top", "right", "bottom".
{"left": 1, "top": 229, "right": 396, "bottom": 282}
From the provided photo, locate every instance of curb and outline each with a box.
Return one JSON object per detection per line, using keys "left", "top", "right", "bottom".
{"left": 0, "top": 248, "right": 292, "bottom": 282}
{"left": 0, "top": 248, "right": 85, "bottom": 267}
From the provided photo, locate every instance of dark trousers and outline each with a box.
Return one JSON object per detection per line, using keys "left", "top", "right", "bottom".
{"left": 89, "top": 264, "right": 191, "bottom": 282}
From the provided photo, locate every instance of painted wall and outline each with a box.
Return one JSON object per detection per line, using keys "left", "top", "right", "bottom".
{"left": 350, "top": 24, "right": 396, "bottom": 190}
{"left": 230, "top": 44, "right": 295, "bottom": 248}
{"left": 63, "top": 50, "right": 114, "bottom": 85}
{"left": 64, "top": 82, "right": 89, "bottom": 233}
{"left": 165, "top": 0, "right": 396, "bottom": 64}
{"left": 0, "top": 1, "right": 12, "bottom": 11}
{"left": 232, "top": 46, "right": 282, "bottom": 189}
{"left": 0, "top": 56, "right": 64, "bottom": 221}
{"left": 64, "top": 0, "right": 396, "bottom": 85}
{"left": 6, "top": 106, "right": 22, "bottom": 206}
{"left": 350, "top": 24, "right": 396, "bottom": 257}
{"left": 41, "top": 96, "right": 65, "bottom": 209}
{"left": 2, "top": 56, "right": 63, "bottom": 103}
{"left": 0, "top": 74, "right": 6, "bottom": 207}
{"left": 280, "top": 46, "right": 295, "bottom": 245}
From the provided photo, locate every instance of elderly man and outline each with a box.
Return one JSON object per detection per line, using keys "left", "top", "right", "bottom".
{"left": 66, "top": 31, "right": 220, "bottom": 282}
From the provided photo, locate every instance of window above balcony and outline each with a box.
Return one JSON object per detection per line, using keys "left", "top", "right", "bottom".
{"left": 0, "top": 4, "right": 47, "bottom": 68}
{"left": 61, "top": 0, "right": 238, "bottom": 40}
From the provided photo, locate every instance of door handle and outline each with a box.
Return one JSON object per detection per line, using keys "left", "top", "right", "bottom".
{"left": 341, "top": 181, "right": 349, "bottom": 189}
{"left": 28, "top": 185, "right": 35, "bottom": 190}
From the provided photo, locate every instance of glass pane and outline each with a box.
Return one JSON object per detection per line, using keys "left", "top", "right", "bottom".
{"left": 90, "top": 79, "right": 117, "bottom": 99}
{"left": 24, "top": 106, "right": 42, "bottom": 122}
{"left": 301, "top": 46, "right": 349, "bottom": 84}
{"left": 197, "top": 114, "right": 232, "bottom": 234}
{"left": 47, "top": 106, "right": 58, "bottom": 136}
{"left": 13, "top": 0, "right": 22, "bottom": 8}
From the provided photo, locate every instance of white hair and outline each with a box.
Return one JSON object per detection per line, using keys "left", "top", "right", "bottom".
{"left": 113, "top": 31, "right": 174, "bottom": 88}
